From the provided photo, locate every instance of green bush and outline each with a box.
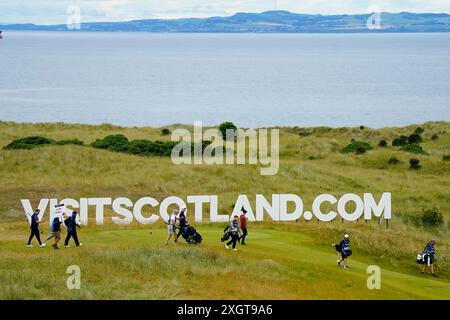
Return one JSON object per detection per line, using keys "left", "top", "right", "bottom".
{"left": 414, "top": 127, "right": 425, "bottom": 135}
{"left": 420, "top": 208, "right": 443, "bottom": 228}
{"left": 409, "top": 158, "right": 421, "bottom": 170}
{"left": 408, "top": 134, "right": 422, "bottom": 144}
{"left": 125, "top": 140, "right": 178, "bottom": 157}
{"left": 218, "top": 122, "right": 237, "bottom": 140}
{"left": 401, "top": 144, "right": 427, "bottom": 155}
{"left": 431, "top": 134, "right": 439, "bottom": 140}
{"left": 55, "top": 139, "right": 84, "bottom": 146}
{"left": 341, "top": 141, "right": 372, "bottom": 154}
{"left": 91, "top": 134, "right": 129, "bottom": 152}
{"left": 378, "top": 139, "right": 388, "bottom": 147}
{"left": 392, "top": 135, "right": 408, "bottom": 146}
{"left": 3, "top": 136, "right": 55, "bottom": 150}
{"left": 443, "top": 154, "right": 450, "bottom": 161}
{"left": 387, "top": 157, "right": 400, "bottom": 165}
{"left": 161, "top": 128, "right": 171, "bottom": 136}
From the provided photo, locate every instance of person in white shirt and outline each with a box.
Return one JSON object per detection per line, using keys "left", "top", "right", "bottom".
{"left": 165, "top": 209, "right": 178, "bottom": 245}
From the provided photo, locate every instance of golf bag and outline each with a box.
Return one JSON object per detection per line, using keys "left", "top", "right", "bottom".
{"left": 181, "top": 225, "right": 202, "bottom": 244}
{"left": 333, "top": 244, "right": 341, "bottom": 253}
{"left": 221, "top": 230, "right": 231, "bottom": 242}
{"left": 416, "top": 253, "right": 426, "bottom": 264}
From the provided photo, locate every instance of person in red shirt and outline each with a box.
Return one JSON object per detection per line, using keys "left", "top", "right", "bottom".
{"left": 239, "top": 207, "right": 248, "bottom": 245}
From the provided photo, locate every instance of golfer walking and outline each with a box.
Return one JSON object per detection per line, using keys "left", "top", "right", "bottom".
{"left": 165, "top": 209, "right": 178, "bottom": 245}
{"left": 421, "top": 240, "right": 437, "bottom": 277}
{"left": 26, "top": 209, "right": 46, "bottom": 248}
{"left": 46, "top": 216, "right": 62, "bottom": 249}
{"left": 225, "top": 215, "right": 241, "bottom": 251}
{"left": 64, "top": 211, "right": 82, "bottom": 247}
{"left": 335, "top": 234, "right": 351, "bottom": 269}
{"left": 239, "top": 208, "right": 248, "bottom": 245}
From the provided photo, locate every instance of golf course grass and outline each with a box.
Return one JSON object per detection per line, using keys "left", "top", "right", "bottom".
{"left": 1, "top": 222, "right": 449, "bottom": 299}
{"left": 0, "top": 120, "right": 449, "bottom": 299}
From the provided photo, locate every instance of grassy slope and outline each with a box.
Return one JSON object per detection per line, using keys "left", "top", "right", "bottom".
{"left": 0, "top": 121, "right": 449, "bottom": 299}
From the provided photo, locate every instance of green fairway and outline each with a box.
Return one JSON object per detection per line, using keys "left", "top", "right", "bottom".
{"left": 1, "top": 223, "right": 449, "bottom": 300}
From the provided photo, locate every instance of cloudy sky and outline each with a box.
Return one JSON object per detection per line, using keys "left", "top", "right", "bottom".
{"left": 1, "top": 0, "right": 449, "bottom": 24}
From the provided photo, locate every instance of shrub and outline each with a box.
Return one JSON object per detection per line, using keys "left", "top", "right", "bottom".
{"left": 161, "top": 128, "right": 171, "bottom": 136}
{"left": 409, "top": 158, "right": 421, "bottom": 170}
{"left": 298, "top": 130, "right": 312, "bottom": 137}
{"left": 359, "top": 125, "right": 365, "bottom": 130}
{"left": 407, "top": 133, "right": 422, "bottom": 144}
{"left": 3, "top": 136, "right": 55, "bottom": 150}
{"left": 341, "top": 141, "right": 373, "bottom": 154}
{"left": 125, "top": 140, "right": 178, "bottom": 157}
{"left": 392, "top": 135, "right": 408, "bottom": 146}
{"left": 420, "top": 208, "right": 443, "bottom": 228}
{"left": 431, "top": 134, "right": 439, "bottom": 140}
{"left": 218, "top": 122, "right": 237, "bottom": 140}
{"left": 378, "top": 139, "right": 388, "bottom": 147}
{"left": 414, "top": 127, "right": 425, "bottom": 135}
{"left": 401, "top": 144, "right": 427, "bottom": 155}
{"left": 55, "top": 139, "right": 84, "bottom": 146}
{"left": 443, "top": 154, "right": 450, "bottom": 161}
{"left": 387, "top": 157, "right": 400, "bottom": 165}
{"left": 90, "top": 134, "right": 129, "bottom": 152}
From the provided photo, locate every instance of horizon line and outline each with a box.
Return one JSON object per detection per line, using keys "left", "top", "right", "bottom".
{"left": 1, "top": 10, "right": 450, "bottom": 26}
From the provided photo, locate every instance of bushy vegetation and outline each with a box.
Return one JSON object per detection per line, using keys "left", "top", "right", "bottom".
{"left": 392, "top": 135, "right": 409, "bottom": 146}
{"left": 341, "top": 141, "right": 372, "bottom": 154}
{"left": 378, "top": 139, "right": 388, "bottom": 147}
{"left": 161, "top": 128, "right": 171, "bottom": 136}
{"left": 387, "top": 157, "right": 400, "bottom": 165}
{"left": 401, "top": 144, "right": 427, "bottom": 155}
{"left": 218, "top": 122, "right": 237, "bottom": 140}
{"left": 443, "top": 154, "right": 450, "bottom": 161}
{"left": 90, "top": 134, "right": 178, "bottom": 157}
{"left": 409, "top": 158, "right": 421, "bottom": 170}
{"left": 420, "top": 208, "right": 444, "bottom": 228}
{"left": 54, "top": 139, "right": 84, "bottom": 146}
{"left": 3, "top": 136, "right": 55, "bottom": 150}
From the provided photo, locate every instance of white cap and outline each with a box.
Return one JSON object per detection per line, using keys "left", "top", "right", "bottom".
{"left": 344, "top": 234, "right": 350, "bottom": 238}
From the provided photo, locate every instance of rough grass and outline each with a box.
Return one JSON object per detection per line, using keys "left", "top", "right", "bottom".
{"left": 0, "top": 121, "right": 449, "bottom": 299}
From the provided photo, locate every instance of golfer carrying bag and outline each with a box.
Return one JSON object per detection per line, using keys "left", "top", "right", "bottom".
{"left": 334, "top": 234, "right": 352, "bottom": 269}
{"left": 224, "top": 215, "right": 241, "bottom": 251}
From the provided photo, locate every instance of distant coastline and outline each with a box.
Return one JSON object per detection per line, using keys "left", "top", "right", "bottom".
{"left": 1, "top": 10, "right": 450, "bottom": 33}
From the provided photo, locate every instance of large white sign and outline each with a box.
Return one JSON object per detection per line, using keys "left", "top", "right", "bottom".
{"left": 21, "top": 193, "right": 391, "bottom": 226}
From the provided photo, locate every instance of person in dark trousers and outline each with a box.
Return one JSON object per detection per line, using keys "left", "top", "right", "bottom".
{"left": 27, "top": 209, "right": 46, "bottom": 248}
{"left": 64, "top": 211, "right": 82, "bottom": 248}
{"left": 224, "top": 215, "right": 241, "bottom": 251}
{"left": 335, "top": 234, "right": 351, "bottom": 269}
{"left": 239, "top": 208, "right": 248, "bottom": 245}
{"left": 176, "top": 208, "right": 188, "bottom": 241}
{"left": 421, "top": 240, "right": 437, "bottom": 277}
{"left": 46, "top": 217, "right": 62, "bottom": 249}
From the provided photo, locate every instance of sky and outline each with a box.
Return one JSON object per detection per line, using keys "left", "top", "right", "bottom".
{"left": 1, "top": 0, "right": 449, "bottom": 24}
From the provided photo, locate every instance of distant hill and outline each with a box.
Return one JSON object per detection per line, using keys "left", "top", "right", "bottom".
{"left": 1, "top": 11, "right": 450, "bottom": 33}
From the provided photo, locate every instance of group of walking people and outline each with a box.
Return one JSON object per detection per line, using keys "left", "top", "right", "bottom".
{"left": 332, "top": 234, "right": 438, "bottom": 277}
{"left": 26, "top": 206, "right": 438, "bottom": 277}
{"left": 26, "top": 209, "right": 82, "bottom": 249}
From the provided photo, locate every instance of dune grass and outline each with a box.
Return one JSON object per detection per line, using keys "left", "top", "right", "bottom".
{"left": 0, "top": 120, "right": 449, "bottom": 299}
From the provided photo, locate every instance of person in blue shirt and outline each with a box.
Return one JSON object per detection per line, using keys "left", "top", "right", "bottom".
{"left": 224, "top": 215, "right": 241, "bottom": 251}
{"left": 335, "top": 234, "right": 351, "bottom": 269}
{"left": 26, "top": 209, "right": 46, "bottom": 248}
{"left": 64, "top": 211, "right": 82, "bottom": 248}
{"left": 421, "top": 240, "right": 437, "bottom": 277}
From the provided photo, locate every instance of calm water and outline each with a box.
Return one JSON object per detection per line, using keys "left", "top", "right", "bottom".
{"left": 1, "top": 31, "right": 449, "bottom": 128}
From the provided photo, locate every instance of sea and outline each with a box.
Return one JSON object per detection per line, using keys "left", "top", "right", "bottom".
{"left": 1, "top": 31, "right": 449, "bottom": 128}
